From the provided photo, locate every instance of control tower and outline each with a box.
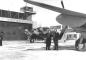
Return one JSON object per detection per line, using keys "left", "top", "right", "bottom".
{"left": 0, "top": 6, "right": 35, "bottom": 40}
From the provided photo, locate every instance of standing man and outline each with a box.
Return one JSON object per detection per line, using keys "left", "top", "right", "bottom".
{"left": 46, "top": 30, "right": 52, "bottom": 50}
{"left": 53, "top": 31, "right": 60, "bottom": 50}
{"left": 0, "top": 32, "right": 4, "bottom": 46}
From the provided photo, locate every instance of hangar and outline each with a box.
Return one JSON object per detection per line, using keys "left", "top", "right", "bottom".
{"left": 0, "top": 6, "right": 35, "bottom": 40}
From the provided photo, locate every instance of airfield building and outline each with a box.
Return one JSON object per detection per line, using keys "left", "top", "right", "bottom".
{"left": 0, "top": 6, "right": 35, "bottom": 40}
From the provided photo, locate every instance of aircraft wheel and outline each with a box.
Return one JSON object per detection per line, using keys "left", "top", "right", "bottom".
{"left": 75, "top": 40, "right": 85, "bottom": 51}
{"left": 30, "top": 39, "right": 34, "bottom": 43}
{"left": 32, "top": 39, "right": 34, "bottom": 43}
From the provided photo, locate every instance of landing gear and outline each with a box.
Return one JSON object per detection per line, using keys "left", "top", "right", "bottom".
{"left": 75, "top": 40, "right": 85, "bottom": 51}
{"left": 30, "top": 39, "right": 34, "bottom": 43}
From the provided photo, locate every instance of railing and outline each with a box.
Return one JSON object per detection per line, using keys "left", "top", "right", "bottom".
{"left": 0, "top": 9, "right": 34, "bottom": 20}
{"left": 0, "top": 17, "right": 33, "bottom": 24}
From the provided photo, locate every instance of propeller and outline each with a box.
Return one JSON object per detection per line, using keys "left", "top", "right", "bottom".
{"left": 61, "top": 0, "right": 64, "bottom": 9}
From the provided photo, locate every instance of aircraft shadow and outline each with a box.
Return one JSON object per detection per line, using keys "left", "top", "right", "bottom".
{"left": 24, "top": 46, "right": 75, "bottom": 51}
{"left": 58, "top": 46, "right": 75, "bottom": 50}
{"left": 24, "top": 45, "right": 86, "bottom": 51}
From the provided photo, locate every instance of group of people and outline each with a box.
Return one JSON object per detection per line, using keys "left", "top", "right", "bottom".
{"left": 45, "top": 26, "right": 68, "bottom": 50}
{"left": 45, "top": 30, "right": 60, "bottom": 50}
{"left": 24, "top": 26, "right": 68, "bottom": 50}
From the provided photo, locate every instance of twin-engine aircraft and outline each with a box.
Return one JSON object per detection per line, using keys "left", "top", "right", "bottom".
{"left": 24, "top": 0, "right": 86, "bottom": 50}
{"left": 24, "top": 0, "right": 86, "bottom": 32}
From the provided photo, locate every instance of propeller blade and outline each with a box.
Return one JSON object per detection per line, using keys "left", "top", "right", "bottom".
{"left": 61, "top": 0, "right": 64, "bottom": 9}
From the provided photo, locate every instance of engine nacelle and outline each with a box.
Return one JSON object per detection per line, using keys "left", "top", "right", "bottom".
{"left": 56, "top": 14, "right": 86, "bottom": 27}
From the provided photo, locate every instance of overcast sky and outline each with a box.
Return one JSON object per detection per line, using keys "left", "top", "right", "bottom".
{"left": 0, "top": 0, "right": 86, "bottom": 27}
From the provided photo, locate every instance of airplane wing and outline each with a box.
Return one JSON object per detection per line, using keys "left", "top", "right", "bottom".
{"left": 24, "top": 0, "right": 86, "bottom": 18}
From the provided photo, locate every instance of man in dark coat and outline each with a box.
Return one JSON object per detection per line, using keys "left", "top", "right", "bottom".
{"left": 0, "top": 32, "right": 4, "bottom": 46}
{"left": 53, "top": 31, "right": 60, "bottom": 50}
{"left": 46, "top": 31, "right": 52, "bottom": 50}
{"left": 52, "top": 26, "right": 67, "bottom": 50}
